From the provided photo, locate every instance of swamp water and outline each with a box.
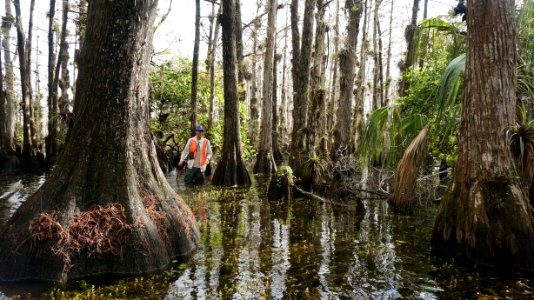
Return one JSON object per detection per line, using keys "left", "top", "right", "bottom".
{"left": 0, "top": 171, "right": 533, "bottom": 299}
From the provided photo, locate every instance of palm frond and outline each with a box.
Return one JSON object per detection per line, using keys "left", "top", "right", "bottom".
{"left": 391, "top": 127, "right": 429, "bottom": 213}
{"left": 360, "top": 105, "right": 401, "bottom": 166}
{"left": 435, "top": 53, "right": 466, "bottom": 123}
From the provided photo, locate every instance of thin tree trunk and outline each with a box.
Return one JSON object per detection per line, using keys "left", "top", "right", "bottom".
{"left": 0, "top": 0, "right": 199, "bottom": 284}
{"left": 207, "top": 4, "right": 221, "bottom": 131}
{"left": 272, "top": 52, "right": 283, "bottom": 161}
{"left": 418, "top": 0, "right": 430, "bottom": 68}
{"left": 58, "top": 0, "right": 70, "bottom": 115}
{"left": 372, "top": 0, "right": 384, "bottom": 109}
{"left": 47, "top": 0, "right": 58, "bottom": 167}
{"left": 190, "top": 0, "right": 200, "bottom": 134}
{"left": 327, "top": 0, "right": 340, "bottom": 149}
{"left": 384, "top": 0, "right": 393, "bottom": 104}
{"left": 333, "top": 0, "right": 362, "bottom": 157}
{"left": 47, "top": 0, "right": 59, "bottom": 166}
{"left": 235, "top": 0, "right": 246, "bottom": 102}
{"left": 248, "top": 1, "right": 261, "bottom": 147}
{"left": 353, "top": 0, "right": 369, "bottom": 151}
{"left": 74, "top": 0, "right": 88, "bottom": 82}
{"left": 2, "top": 1, "right": 15, "bottom": 152}
{"left": 14, "top": 0, "right": 37, "bottom": 169}
{"left": 398, "top": 0, "right": 420, "bottom": 96}
{"left": 279, "top": 6, "right": 289, "bottom": 151}
{"left": 290, "top": 0, "right": 316, "bottom": 174}
{"left": 212, "top": 0, "right": 251, "bottom": 187}
{"left": 432, "top": 0, "right": 534, "bottom": 272}
{"left": 0, "top": 35, "right": 6, "bottom": 161}
{"left": 308, "top": 0, "right": 328, "bottom": 152}
{"left": 254, "top": 0, "right": 278, "bottom": 174}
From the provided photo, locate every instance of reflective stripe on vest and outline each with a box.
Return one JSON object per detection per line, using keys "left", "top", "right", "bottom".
{"left": 189, "top": 138, "right": 208, "bottom": 165}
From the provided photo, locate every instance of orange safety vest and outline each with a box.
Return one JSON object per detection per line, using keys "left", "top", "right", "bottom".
{"left": 189, "top": 138, "right": 208, "bottom": 165}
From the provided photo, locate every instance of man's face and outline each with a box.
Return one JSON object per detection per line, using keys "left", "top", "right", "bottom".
{"left": 195, "top": 130, "right": 203, "bottom": 138}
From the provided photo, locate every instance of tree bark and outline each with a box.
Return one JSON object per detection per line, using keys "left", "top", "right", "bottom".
{"left": 58, "top": 0, "right": 70, "bottom": 115}
{"left": 248, "top": 1, "right": 261, "bottom": 148}
{"left": 327, "top": 0, "right": 340, "bottom": 149}
{"left": 290, "top": 0, "right": 316, "bottom": 173}
{"left": 0, "top": 35, "right": 6, "bottom": 161}
{"left": 2, "top": 1, "right": 15, "bottom": 153}
{"left": 212, "top": 0, "right": 251, "bottom": 187}
{"left": 74, "top": 0, "right": 88, "bottom": 81}
{"left": 384, "top": 0, "right": 393, "bottom": 104}
{"left": 333, "top": 0, "right": 362, "bottom": 157}
{"left": 0, "top": 0, "right": 200, "bottom": 283}
{"left": 253, "top": 0, "right": 278, "bottom": 174}
{"left": 353, "top": 0, "right": 369, "bottom": 151}
{"left": 235, "top": 0, "right": 247, "bottom": 103}
{"left": 207, "top": 3, "right": 221, "bottom": 131}
{"left": 272, "top": 53, "right": 283, "bottom": 161}
{"left": 14, "top": 0, "right": 37, "bottom": 169}
{"left": 372, "top": 0, "right": 384, "bottom": 109}
{"left": 47, "top": 0, "right": 58, "bottom": 167}
{"left": 190, "top": 0, "right": 201, "bottom": 134}
{"left": 432, "top": 0, "right": 534, "bottom": 272}
{"left": 308, "top": 0, "right": 328, "bottom": 152}
{"left": 279, "top": 6, "right": 289, "bottom": 152}
{"left": 398, "top": 0, "right": 420, "bottom": 96}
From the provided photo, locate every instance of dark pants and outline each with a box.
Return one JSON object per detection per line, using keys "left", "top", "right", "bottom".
{"left": 185, "top": 167, "right": 204, "bottom": 185}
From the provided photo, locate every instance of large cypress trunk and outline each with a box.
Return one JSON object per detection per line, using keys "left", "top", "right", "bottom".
{"left": 253, "top": 0, "right": 278, "bottom": 175}
{"left": 212, "top": 0, "right": 251, "bottom": 187}
{"left": 432, "top": 0, "right": 534, "bottom": 271}
{"left": 0, "top": 0, "right": 199, "bottom": 283}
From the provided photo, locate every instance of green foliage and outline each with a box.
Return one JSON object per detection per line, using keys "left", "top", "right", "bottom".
{"left": 362, "top": 3, "right": 533, "bottom": 170}
{"left": 414, "top": 17, "right": 466, "bottom": 69}
{"left": 148, "top": 56, "right": 253, "bottom": 159}
{"left": 509, "top": 104, "right": 534, "bottom": 191}
{"left": 302, "top": 153, "right": 331, "bottom": 185}
{"left": 149, "top": 57, "right": 218, "bottom": 148}
{"left": 276, "top": 166, "right": 294, "bottom": 188}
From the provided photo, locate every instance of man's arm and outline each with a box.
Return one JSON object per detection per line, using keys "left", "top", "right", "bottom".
{"left": 206, "top": 140, "right": 213, "bottom": 162}
{"left": 179, "top": 139, "right": 191, "bottom": 163}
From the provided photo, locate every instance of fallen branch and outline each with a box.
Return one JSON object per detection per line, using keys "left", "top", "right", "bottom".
{"left": 348, "top": 187, "right": 389, "bottom": 198}
{"left": 294, "top": 186, "right": 358, "bottom": 207}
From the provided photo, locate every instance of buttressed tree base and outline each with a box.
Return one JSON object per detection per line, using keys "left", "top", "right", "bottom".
{"left": 0, "top": 0, "right": 199, "bottom": 283}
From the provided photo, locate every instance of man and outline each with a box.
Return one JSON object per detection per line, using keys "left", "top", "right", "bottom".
{"left": 179, "top": 125, "right": 213, "bottom": 185}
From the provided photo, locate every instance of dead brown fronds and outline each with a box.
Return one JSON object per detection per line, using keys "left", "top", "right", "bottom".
{"left": 392, "top": 127, "right": 429, "bottom": 212}
{"left": 29, "top": 204, "right": 131, "bottom": 271}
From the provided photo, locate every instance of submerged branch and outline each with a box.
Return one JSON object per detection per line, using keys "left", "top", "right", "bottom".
{"left": 294, "top": 186, "right": 358, "bottom": 207}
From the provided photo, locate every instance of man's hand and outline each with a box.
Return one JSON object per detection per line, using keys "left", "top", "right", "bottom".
{"left": 178, "top": 160, "right": 184, "bottom": 167}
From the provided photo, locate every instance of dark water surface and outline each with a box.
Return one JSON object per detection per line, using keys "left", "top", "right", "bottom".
{"left": 0, "top": 171, "right": 533, "bottom": 299}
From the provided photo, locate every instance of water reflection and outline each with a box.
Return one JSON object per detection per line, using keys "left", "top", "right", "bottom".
{"left": 0, "top": 171, "right": 532, "bottom": 298}
{"left": 269, "top": 205, "right": 291, "bottom": 299}
{"left": 0, "top": 173, "right": 45, "bottom": 225}
{"left": 318, "top": 204, "right": 335, "bottom": 298}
